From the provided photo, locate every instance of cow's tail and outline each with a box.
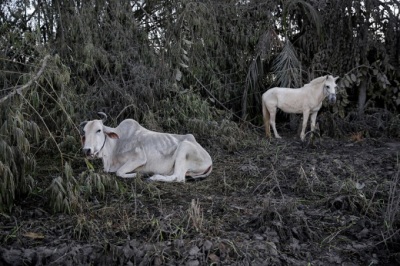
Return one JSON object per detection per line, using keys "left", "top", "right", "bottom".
{"left": 204, "top": 165, "right": 212, "bottom": 176}
{"left": 188, "top": 164, "right": 212, "bottom": 180}
{"left": 262, "top": 97, "right": 271, "bottom": 138}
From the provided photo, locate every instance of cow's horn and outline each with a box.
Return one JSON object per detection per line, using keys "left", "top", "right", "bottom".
{"left": 98, "top": 112, "right": 107, "bottom": 122}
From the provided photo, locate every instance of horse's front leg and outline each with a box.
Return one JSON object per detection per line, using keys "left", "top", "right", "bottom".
{"left": 300, "top": 110, "right": 310, "bottom": 141}
{"left": 310, "top": 111, "right": 318, "bottom": 132}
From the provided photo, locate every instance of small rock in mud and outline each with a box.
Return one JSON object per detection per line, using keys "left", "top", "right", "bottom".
{"left": 208, "top": 253, "right": 220, "bottom": 264}
{"left": 174, "top": 239, "right": 185, "bottom": 248}
{"left": 186, "top": 259, "right": 200, "bottom": 266}
{"left": 189, "top": 245, "right": 200, "bottom": 256}
{"left": 266, "top": 241, "right": 278, "bottom": 256}
{"left": 253, "top": 234, "right": 264, "bottom": 240}
{"left": 153, "top": 256, "right": 163, "bottom": 266}
{"left": 203, "top": 240, "right": 213, "bottom": 251}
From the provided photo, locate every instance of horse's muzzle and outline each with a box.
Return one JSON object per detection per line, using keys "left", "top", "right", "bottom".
{"left": 328, "top": 94, "right": 336, "bottom": 104}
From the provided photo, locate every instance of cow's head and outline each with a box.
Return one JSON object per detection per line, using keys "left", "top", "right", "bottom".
{"left": 80, "top": 113, "right": 119, "bottom": 157}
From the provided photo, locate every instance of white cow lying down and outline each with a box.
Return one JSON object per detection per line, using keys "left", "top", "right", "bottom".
{"left": 80, "top": 114, "right": 212, "bottom": 182}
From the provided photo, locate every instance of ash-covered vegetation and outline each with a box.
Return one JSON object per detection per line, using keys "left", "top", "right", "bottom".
{"left": 0, "top": 0, "right": 399, "bottom": 265}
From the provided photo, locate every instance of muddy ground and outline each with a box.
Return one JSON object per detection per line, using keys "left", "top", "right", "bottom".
{"left": 1, "top": 129, "right": 400, "bottom": 265}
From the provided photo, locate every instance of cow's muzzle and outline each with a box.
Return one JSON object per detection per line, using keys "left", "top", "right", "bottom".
{"left": 82, "top": 148, "right": 92, "bottom": 157}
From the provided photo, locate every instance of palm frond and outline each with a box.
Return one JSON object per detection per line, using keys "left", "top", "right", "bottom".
{"left": 272, "top": 40, "right": 302, "bottom": 88}
{"left": 242, "top": 29, "right": 282, "bottom": 118}
{"left": 283, "top": 0, "right": 322, "bottom": 36}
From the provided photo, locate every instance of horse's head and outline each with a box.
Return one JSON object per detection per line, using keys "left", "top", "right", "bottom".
{"left": 324, "top": 75, "right": 339, "bottom": 104}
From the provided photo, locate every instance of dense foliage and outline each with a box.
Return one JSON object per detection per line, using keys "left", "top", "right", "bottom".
{"left": 0, "top": 0, "right": 399, "bottom": 211}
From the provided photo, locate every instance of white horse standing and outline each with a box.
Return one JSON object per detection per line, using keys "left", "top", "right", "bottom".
{"left": 262, "top": 75, "right": 339, "bottom": 141}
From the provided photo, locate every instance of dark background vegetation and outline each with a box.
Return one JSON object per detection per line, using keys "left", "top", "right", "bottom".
{"left": 0, "top": 0, "right": 399, "bottom": 265}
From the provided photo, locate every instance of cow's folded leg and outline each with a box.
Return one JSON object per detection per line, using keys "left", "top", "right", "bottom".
{"left": 116, "top": 156, "right": 146, "bottom": 178}
{"left": 117, "top": 172, "right": 137, "bottom": 178}
{"left": 117, "top": 167, "right": 139, "bottom": 178}
{"left": 146, "top": 141, "right": 189, "bottom": 182}
{"left": 148, "top": 174, "right": 185, "bottom": 182}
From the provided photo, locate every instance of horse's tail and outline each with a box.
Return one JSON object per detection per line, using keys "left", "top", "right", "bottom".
{"left": 262, "top": 97, "right": 271, "bottom": 138}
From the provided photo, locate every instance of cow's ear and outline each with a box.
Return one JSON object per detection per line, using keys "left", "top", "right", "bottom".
{"left": 79, "top": 121, "right": 88, "bottom": 135}
{"left": 106, "top": 132, "right": 119, "bottom": 139}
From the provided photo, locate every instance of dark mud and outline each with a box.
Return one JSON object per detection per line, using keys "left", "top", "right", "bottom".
{"left": 1, "top": 133, "right": 400, "bottom": 265}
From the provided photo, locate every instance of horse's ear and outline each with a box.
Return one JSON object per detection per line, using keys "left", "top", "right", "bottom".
{"left": 334, "top": 76, "right": 340, "bottom": 82}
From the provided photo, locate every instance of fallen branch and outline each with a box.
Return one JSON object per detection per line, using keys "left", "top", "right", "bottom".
{"left": 0, "top": 55, "right": 51, "bottom": 104}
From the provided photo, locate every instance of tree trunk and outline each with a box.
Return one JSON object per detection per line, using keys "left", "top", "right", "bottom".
{"left": 357, "top": 0, "right": 370, "bottom": 117}
{"left": 358, "top": 79, "right": 367, "bottom": 116}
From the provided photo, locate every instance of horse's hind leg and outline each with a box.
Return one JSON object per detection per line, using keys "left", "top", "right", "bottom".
{"left": 262, "top": 101, "right": 271, "bottom": 138}
{"left": 269, "top": 107, "right": 281, "bottom": 139}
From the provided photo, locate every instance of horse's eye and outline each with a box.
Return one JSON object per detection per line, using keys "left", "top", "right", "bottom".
{"left": 96, "top": 129, "right": 101, "bottom": 133}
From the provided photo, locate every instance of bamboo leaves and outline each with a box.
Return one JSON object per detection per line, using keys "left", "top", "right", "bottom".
{"left": 48, "top": 163, "right": 80, "bottom": 214}
{"left": 0, "top": 110, "right": 38, "bottom": 213}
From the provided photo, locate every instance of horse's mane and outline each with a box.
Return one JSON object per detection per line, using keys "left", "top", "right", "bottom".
{"left": 303, "top": 75, "right": 328, "bottom": 88}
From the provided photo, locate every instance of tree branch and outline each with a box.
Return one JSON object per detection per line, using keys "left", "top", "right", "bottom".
{"left": 0, "top": 55, "right": 51, "bottom": 104}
